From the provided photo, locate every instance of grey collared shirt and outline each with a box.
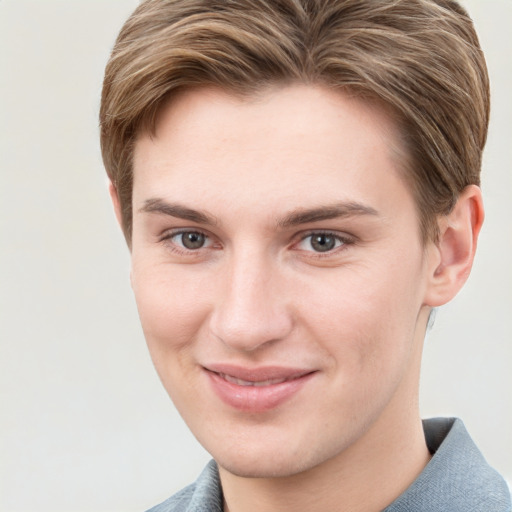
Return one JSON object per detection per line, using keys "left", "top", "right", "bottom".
{"left": 147, "top": 418, "right": 511, "bottom": 512}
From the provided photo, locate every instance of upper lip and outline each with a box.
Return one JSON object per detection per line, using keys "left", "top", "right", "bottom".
{"left": 203, "top": 363, "right": 315, "bottom": 383}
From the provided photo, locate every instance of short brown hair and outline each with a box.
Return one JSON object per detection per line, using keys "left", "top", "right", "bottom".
{"left": 100, "top": 0, "right": 489, "bottom": 246}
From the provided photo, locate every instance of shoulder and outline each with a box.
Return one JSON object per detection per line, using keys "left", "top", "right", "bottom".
{"left": 145, "top": 460, "right": 223, "bottom": 512}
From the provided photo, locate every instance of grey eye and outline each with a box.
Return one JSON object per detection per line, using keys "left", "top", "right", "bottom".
{"left": 296, "top": 232, "right": 345, "bottom": 253}
{"left": 180, "top": 232, "right": 206, "bottom": 249}
{"left": 310, "top": 234, "right": 337, "bottom": 252}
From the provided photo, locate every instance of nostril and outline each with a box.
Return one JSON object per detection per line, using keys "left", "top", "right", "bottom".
{"left": 209, "top": 305, "right": 293, "bottom": 352}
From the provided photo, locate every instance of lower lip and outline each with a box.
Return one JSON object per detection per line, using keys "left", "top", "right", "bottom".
{"left": 205, "top": 370, "right": 315, "bottom": 412}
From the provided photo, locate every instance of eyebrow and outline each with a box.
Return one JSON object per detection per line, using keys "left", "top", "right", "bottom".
{"left": 140, "top": 198, "right": 218, "bottom": 226}
{"left": 277, "top": 202, "right": 379, "bottom": 228}
{"left": 139, "top": 198, "right": 379, "bottom": 228}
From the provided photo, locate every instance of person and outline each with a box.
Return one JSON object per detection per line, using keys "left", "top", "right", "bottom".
{"left": 99, "top": 0, "right": 511, "bottom": 510}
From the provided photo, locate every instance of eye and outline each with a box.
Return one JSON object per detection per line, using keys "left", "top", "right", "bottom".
{"left": 297, "top": 232, "right": 347, "bottom": 253}
{"left": 169, "top": 231, "right": 210, "bottom": 250}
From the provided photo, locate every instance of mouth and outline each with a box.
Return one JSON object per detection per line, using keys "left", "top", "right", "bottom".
{"left": 218, "top": 373, "right": 300, "bottom": 387}
{"left": 203, "top": 364, "right": 316, "bottom": 412}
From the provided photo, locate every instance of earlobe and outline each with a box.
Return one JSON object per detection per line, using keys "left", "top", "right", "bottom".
{"left": 424, "top": 185, "right": 484, "bottom": 307}
{"left": 108, "top": 180, "right": 124, "bottom": 230}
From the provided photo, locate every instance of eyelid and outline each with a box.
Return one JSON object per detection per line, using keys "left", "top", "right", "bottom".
{"left": 293, "top": 230, "right": 356, "bottom": 254}
{"left": 159, "top": 227, "right": 218, "bottom": 253}
{"left": 159, "top": 226, "right": 209, "bottom": 240}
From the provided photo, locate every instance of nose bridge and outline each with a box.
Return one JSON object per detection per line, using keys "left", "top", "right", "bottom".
{"left": 209, "top": 245, "right": 292, "bottom": 351}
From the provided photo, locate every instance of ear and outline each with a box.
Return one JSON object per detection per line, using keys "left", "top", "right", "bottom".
{"left": 108, "top": 180, "right": 124, "bottom": 230}
{"left": 424, "top": 185, "right": 484, "bottom": 307}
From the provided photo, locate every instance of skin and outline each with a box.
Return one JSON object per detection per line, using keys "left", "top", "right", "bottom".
{"left": 114, "top": 85, "right": 483, "bottom": 512}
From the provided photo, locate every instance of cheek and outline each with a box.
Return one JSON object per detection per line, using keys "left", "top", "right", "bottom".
{"left": 302, "top": 255, "right": 425, "bottom": 372}
{"left": 131, "top": 263, "right": 212, "bottom": 358}
{"left": 131, "top": 264, "right": 217, "bottom": 407}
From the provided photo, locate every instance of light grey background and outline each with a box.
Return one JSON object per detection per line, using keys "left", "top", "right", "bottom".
{"left": 0, "top": 1, "right": 510, "bottom": 511}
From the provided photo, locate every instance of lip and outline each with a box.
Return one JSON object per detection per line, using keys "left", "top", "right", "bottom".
{"left": 203, "top": 364, "right": 316, "bottom": 412}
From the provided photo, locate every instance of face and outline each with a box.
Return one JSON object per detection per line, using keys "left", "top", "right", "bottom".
{"left": 130, "top": 85, "right": 434, "bottom": 479}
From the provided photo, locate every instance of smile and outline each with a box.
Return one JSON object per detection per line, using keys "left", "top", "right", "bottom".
{"left": 219, "top": 373, "right": 293, "bottom": 387}
{"left": 203, "top": 365, "right": 316, "bottom": 412}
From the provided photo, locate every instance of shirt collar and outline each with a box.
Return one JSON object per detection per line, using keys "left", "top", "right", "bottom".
{"left": 383, "top": 417, "right": 511, "bottom": 511}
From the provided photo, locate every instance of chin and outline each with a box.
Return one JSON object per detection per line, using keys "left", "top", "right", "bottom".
{"left": 205, "top": 427, "right": 348, "bottom": 480}
{"left": 216, "top": 452, "right": 314, "bottom": 479}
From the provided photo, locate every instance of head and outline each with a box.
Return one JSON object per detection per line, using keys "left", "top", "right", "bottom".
{"left": 100, "top": 0, "right": 489, "bottom": 248}
{"left": 99, "top": 0, "right": 488, "bottom": 483}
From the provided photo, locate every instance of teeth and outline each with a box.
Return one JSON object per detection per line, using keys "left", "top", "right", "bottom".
{"left": 221, "top": 373, "right": 288, "bottom": 387}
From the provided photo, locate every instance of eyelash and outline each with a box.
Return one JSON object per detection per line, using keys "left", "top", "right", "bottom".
{"left": 159, "top": 229, "right": 216, "bottom": 255}
{"left": 294, "top": 231, "right": 355, "bottom": 257}
{"left": 159, "top": 229, "right": 355, "bottom": 257}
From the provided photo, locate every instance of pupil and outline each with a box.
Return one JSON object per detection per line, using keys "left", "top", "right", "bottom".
{"left": 182, "top": 232, "right": 205, "bottom": 249}
{"left": 311, "top": 234, "right": 335, "bottom": 252}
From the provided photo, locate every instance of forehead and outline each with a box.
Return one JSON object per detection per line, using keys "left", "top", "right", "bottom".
{"left": 132, "top": 85, "right": 412, "bottom": 220}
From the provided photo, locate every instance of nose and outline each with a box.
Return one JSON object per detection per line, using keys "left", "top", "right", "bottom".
{"left": 209, "top": 249, "right": 293, "bottom": 352}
